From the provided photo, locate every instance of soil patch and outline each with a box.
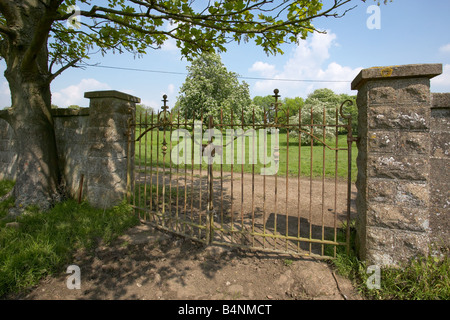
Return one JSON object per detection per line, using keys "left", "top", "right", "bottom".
{"left": 14, "top": 224, "right": 362, "bottom": 300}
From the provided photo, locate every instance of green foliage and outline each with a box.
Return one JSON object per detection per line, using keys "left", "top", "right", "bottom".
{"left": 339, "top": 254, "right": 450, "bottom": 300}
{"left": 286, "top": 89, "right": 357, "bottom": 145}
{"left": 0, "top": 195, "right": 139, "bottom": 297}
{"left": 252, "top": 95, "right": 304, "bottom": 126}
{"left": 135, "top": 104, "right": 155, "bottom": 122}
{"left": 328, "top": 224, "right": 450, "bottom": 300}
{"left": 383, "top": 256, "right": 449, "bottom": 299}
{"left": 2, "top": 1, "right": 360, "bottom": 80}
{"left": 252, "top": 95, "right": 276, "bottom": 122}
{"left": 280, "top": 97, "right": 304, "bottom": 125}
{"left": 0, "top": 180, "right": 14, "bottom": 198}
{"left": 0, "top": 180, "right": 15, "bottom": 219}
{"left": 290, "top": 98, "right": 339, "bottom": 145}
{"left": 176, "top": 53, "right": 263, "bottom": 126}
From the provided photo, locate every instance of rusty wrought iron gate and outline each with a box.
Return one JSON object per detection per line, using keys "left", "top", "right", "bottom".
{"left": 127, "top": 89, "right": 356, "bottom": 258}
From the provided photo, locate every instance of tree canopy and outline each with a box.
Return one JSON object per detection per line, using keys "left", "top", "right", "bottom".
{"left": 176, "top": 52, "right": 262, "bottom": 126}
{"left": 288, "top": 88, "right": 357, "bottom": 144}
{"left": 0, "top": 0, "right": 357, "bottom": 81}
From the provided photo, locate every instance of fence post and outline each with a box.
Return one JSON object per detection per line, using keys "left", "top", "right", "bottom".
{"left": 351, "top": 64, "right": 442, "bottom": 267}
{"left": 84, "top": 90, "right": 139, "bottom": 209}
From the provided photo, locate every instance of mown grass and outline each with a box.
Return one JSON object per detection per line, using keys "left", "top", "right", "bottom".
{"left": 135, "top": 131, "right": 358, "bottom": 182}
{"left": 328, "top": 223, "right": 450, "bottom": 300}
{"left": 0, "top": 180, "right": 139, "bottom": 298}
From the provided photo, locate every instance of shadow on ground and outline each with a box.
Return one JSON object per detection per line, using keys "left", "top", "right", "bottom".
{"left": 16, "top": 224, "right": 362, "bottom": 300}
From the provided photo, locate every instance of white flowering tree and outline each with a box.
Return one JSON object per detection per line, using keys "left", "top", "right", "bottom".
{"left": 176, "top": 53, "right": 263, "bottom": 127}
{"left": 289, "top": 88, "right": 356, "bottom": 145}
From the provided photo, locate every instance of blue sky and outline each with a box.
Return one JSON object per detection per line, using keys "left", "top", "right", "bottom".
{"left": 1, "top": 0, "right": 450, "bottom": 110}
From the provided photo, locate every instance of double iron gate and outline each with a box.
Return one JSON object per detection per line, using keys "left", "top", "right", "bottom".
{"left": 127, "top": 89, "right": 356, "bottom": 258}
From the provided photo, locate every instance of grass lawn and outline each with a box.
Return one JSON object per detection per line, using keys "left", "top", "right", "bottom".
{"left": 135, "top": 130, "right": 358, "bottom": 182}
{"left": 0, "top": 180, "right": 139, "bottom": 298}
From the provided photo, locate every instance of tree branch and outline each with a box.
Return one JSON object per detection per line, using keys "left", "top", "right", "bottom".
{"left": 0, "top": 0, "right": 18, "bottom": 39}
{"left": 0, "top": 23, "right": 14, "bottom": 38}
{"left": 0, "top": 108, "right": 12, "bottom": 124}
{"left": 21, "top": 1, "right": 63, "bottom": 72}
{"left": 47, "top": 58, "right": 81, "bottom": 83}
{"left": 0, "top": 0, "right": 16, "bottom": 21}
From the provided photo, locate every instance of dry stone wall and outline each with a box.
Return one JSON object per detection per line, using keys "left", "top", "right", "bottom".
{"left": 0, "top": 90, "right": 138, "bottom": 208}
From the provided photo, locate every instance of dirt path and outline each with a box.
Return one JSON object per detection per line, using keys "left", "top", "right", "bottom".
{"left": 135, "top": 169, "right": 357, "bottom": 256}
{"left": 12, "top": 171, "right": 361, "bottom": 300}
{"left": 16, "top": 224, "right": 362, "bottom": 300}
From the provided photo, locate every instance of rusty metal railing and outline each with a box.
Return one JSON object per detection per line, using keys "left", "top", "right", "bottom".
{"left": 128, "top": 90, "right": 356, "bottom": 258}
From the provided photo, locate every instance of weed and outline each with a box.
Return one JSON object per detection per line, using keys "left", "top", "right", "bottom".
{"left": 283, "top": 259, "right": 293, "bottom": 267}
{"left": 328, "top": 223, "right": 450, "bottom": 300}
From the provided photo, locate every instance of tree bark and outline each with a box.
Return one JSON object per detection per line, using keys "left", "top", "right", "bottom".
{"left": 1, "top": 1, "right": 61, "bottom": 211}
{"left": 6, "top": 76, "right": 61, "bottom": 210}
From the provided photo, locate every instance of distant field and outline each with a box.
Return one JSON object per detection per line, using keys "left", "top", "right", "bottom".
{"left": 135, "top": 131, "right": 358, "bottom": 182}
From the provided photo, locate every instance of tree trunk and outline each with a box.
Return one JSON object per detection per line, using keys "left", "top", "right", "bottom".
{"left": 0, "top": 1, "right": 62, "bottom": 211}
{"left": 6, "top": 74, "right": 61, "bottom": 211}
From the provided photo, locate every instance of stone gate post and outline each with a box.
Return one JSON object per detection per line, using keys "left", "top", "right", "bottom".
{"left": 84, "top": 90, "right": 139, "bottom": 208}
{"left": 351, "top": 64, "right": 442, "bottom": 266}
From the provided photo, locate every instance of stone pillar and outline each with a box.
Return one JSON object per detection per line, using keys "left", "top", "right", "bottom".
{"left": 351, "top": 64, "right": 442, "bottom": 267}
{"left": 84, "top": 90, "right": 139, "bottom": 208}
{"left": 430, "top": 93, "right": 450, "bottom": 250}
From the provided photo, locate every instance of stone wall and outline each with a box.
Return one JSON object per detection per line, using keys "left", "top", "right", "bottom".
{"left": 53, "top": 107, "right": 90, "bottom": 200}
{"left": 352, "top": 64, "right": 446, "bottom": 266}
{"left": 430, "top": 93, "right": 450, "bottom": 250}
{"left": 0, "top": 90, "right": 138, "bottom": 208}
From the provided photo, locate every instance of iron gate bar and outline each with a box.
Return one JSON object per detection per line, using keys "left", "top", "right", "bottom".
{"left": 297, "top": 107, "right": 301, "bottom": 253}
{"left": 198, "top": 112, "right": 202, "bottom": 240}
{"left": 263, "top": 106, "right": 267, "bottom": 250}
{"left": 339, "top": 99, "right": 356, "bottom": 254}
{"left": 285, "top": 105, "right": 289, "bottom": 251}
{"left": 252, "top": 108, "right": 256, "bottom": 249}
{"left": 309, "top": 104, "right": 313, "bottom": 255}
{"left": 334, "top": 105, "right": 339, "bottom": 257}
{"left": 273, "top": 89, "right": 280, "bottom": 251}
{"left": 129, "top": 89, "right": 356, "bottom": 258}
{"left": 322, "top": 106, "right": 326, "bottom": 255}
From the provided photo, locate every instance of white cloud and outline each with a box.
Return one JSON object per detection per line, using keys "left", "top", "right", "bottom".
{"left": 249, "top": 61, "right": 277, "bottom": 78}
{"left": 249, "top": 31, "right": 361, "bottom": 98}
{"left": 51, "top": 78, "right": 110, "bottom": 108}
{"left": 439, "top": 44, "right": 450, "bottom": 55}
{"left": 431, "top": 64, "right": 450, "bottom": 92}
{"left": 161, "top": 37, "right": 178, "bottom": 52}
{"left": 160, "top": 21, "right": 179, "bottom": 52}
{"left": 167, "top": 83, "right": 175, "bottom": 95}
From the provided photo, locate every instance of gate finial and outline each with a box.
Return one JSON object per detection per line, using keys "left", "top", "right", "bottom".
{"left": 161, "top": 94, "right": 169, "bottom": 112}
{"left": 272, "top": 88, "right": 280, "bottom": 100}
